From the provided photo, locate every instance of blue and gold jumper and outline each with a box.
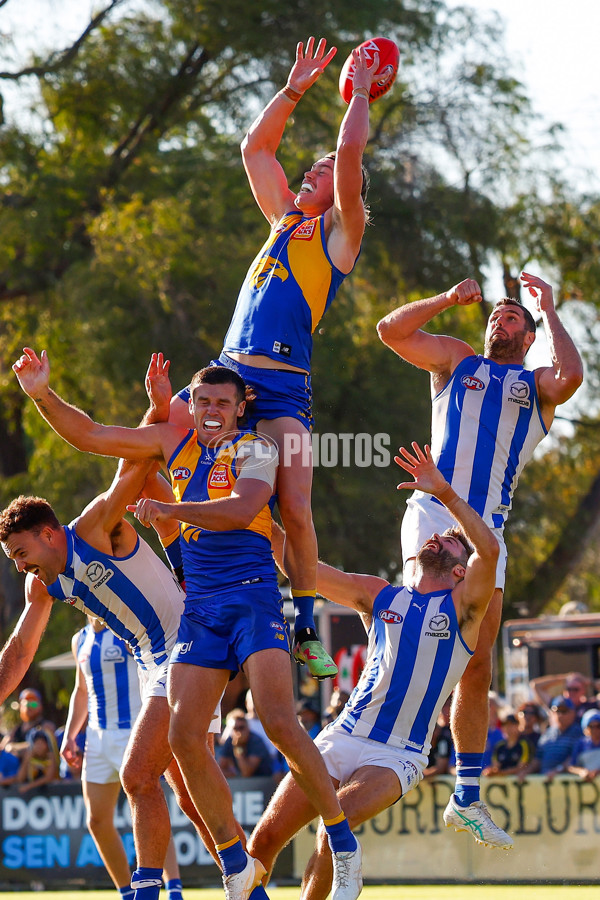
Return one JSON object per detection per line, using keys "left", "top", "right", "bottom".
{"left": 167, "top": 429, "right": 277, "bottom": 601}
{"left": 223, "top": 211, "right": 350, "bottom": 372}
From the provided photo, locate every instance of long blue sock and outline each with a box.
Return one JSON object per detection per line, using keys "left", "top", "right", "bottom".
{"left": 165, "top": 877, "right": 184, "bottom": 900}
{"left": 131, "top": 867, "right": 163, "bottom": 900}
{"left": 293, "top": 590, "right": 317, "bottom": 637}
{"left": 323, "top": 813, "right": 357, "bottom": 854}
{"left": 454, "top": 752, "right": 483, "bottom": 807}
{"left": 217, "top": 837, "right": 247, "bottom": 877}
{"left": 119, "top": 887, "right": 134, "bottom": 900}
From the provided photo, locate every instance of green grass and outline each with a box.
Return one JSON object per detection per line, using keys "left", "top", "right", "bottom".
{"left": 1, "top": 886, "right": 598, "bottom": 900}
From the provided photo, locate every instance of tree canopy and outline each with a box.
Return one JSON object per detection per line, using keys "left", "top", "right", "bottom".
{"left": 0, "top": 0, "right": 598, "bottom": 708}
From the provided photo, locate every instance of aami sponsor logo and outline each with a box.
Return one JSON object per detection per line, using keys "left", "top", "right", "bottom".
{"left": 172, "top": 466, "right": 191, "bottom": 480}
{"left": 379, "top": 609, "right": 404, "bottom": 624}
{"left": 461, "top": 374, "right": 484, "bottom": 391}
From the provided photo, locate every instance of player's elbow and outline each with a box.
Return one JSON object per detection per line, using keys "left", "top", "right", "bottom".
{"left": 564, "top": 366, "right": 584, "bottom": 395}
{"left": 376, "top": 314, "right": 402, "bottom": 347}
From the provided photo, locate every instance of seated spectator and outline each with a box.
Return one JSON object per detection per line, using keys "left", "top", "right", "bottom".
{"left": 4, "top": 688, "right": 56, "bottom": 755}
{"left": 218, "top": 709, "right": 273, "bottom": 779}
{"left": 296, "top": 699, "right": 322, "bottom": 739}
{"left": 567, "top": 709, "right": 600, "bottom": 781}
{"left": 484, "top": 713, "right": 531, "bottom": 776}
{"left": 517, "top": 702, "right": 545, "bottom": 751}
{"left": 16, "top": 728, "right": 60, "bottom": 794}
{"left": 323, "top": 688, "right": 350, "bottom": 725}
{"left": 423, "top": 696, "right": 453, "bottom": 779}
{"left": 518, "top": 696, "right": 582, "bottom": 782}
{"left": 530, "top": 671, "right": 598, "bottom": 719}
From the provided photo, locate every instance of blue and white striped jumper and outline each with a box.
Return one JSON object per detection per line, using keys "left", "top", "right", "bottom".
{"left": 335, "top": 584, "right": 473, "bottom": 756}
{"left": 76, "top": 624, "right": 142, "bottom": 730}
{"left": 47, "top": 521, "right": 185, "bottom": 672}
{"left": 403, "top": 355, "right": 547, "bottom": 562}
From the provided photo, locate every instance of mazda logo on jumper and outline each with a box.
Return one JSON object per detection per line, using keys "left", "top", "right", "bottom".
{"left": 428, "top": 613, "right": 450, "bottom": 631}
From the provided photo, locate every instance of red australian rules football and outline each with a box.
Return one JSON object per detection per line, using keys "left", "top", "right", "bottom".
{"left": 339, "top": 36, "right": 400, "bottom": 104}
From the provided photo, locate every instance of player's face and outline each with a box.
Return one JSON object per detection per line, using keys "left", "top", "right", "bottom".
{"left": 294, "top": 157, "right": 335, "bottom": 215}
{"left": 2, "top": 527, "right": 63, "bottom": 585}
{"left": 417, "top": 532, "right": 467, "bottom": 578}
{"left": 484, "top": 306, "right": 534, "bottom": 361}
{"left": 189, "top": 382, "right": 246, "bottom": 445}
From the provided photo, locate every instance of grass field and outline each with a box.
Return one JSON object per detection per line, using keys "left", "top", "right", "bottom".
{"left": 1, "top": 886, "right": 597, "bottom": 900}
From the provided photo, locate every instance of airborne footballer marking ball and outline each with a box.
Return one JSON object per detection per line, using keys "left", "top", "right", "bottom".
{"left": 339, "top": 36, "right": 400, "bottom": 104}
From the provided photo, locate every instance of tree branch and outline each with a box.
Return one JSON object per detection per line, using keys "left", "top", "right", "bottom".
{"left": 0, "top": 0, "right": 127, "bottom": 80}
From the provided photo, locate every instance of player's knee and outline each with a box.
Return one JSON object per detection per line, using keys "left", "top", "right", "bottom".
{"left": 247, "top": 827, "right": 277, "bottom": 876}
{"left": 278, "top": 491, "right": 313, "bottom": 533}
{"left": 261, "top": 710, "right": 298, "bottom": 751}
{"left": 169, "top": 718, "right": 206, "bottom": 765}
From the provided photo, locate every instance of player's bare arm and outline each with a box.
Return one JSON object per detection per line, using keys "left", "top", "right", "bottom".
{"left": 241, "top": 36, "right": 337, "bottom": 224}
{"left": 395, "top": 442, "right": 498, "bottom": 646}
{"left": 0, "top": 579, "right": 54, "bottom": 703}
{"left": 377, "top": 279, "right": 479, "bottom": 378}
{"left": 76, "top": 353, "right": 177, "bottom": 553}
{"left": 128, "top": 476, "right": 273, "bottom": 533}
{"left": 13, "top": 347, "right": 182, "bottom": 463}
{"left": 327, "top": 46, "right": 379, "bottom": 273}
{"left": 271, "top": 519, "right": 384, "bottom": 616}
{"left": 521, "top": 272, "right": 584, "bottom": 421}
{"left": 60, "top": 632, "right": 88, "bottom": 772}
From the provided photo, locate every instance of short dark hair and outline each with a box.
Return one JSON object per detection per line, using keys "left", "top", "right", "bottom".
{"left": 0, "top": 496, "right": 61, "bottom": 543}
{"left": 324, "top": 152, "right": 370, "bottom": 203}
{"left": 493, "top": 298, "right": 536, "bottom": 334}
{"left": 189, "top": 366, "right": 250, "bottom": 405}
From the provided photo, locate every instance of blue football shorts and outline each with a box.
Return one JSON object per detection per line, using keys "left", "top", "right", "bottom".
{"left": 170, "top": 585, "right": 291, "bottom": 672}
{"left": 176, "top": 353, "right": 314, "bottom": 431}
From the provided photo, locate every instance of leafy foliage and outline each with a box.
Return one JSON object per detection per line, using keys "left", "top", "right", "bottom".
{"left": 0, "top": 0, "right": 598, "bottom": 709}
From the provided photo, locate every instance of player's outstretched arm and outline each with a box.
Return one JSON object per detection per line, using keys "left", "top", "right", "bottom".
{"left": 520, "top": 272, "right": 584, "bottom": 414}
{"left": 271, "top": 520, "right": 386, "bottom": 614}
{"left": 13, "top": 347, "right": 168, "bottom": 461}
{"left": 328, "top": 46, "right": 379, "bottom": 272}
{"left": 60, "top": 632, "right": 88, "bottom": 775}
{"left": 0, "top": 579, "right": 54, "bottom": 704}
{"left": 241, "top": 36, "right": 337, "bottom": 224}
{"left": 81, "top": 352, "right": 176, "bottom": 541}
{"left": 395, "top": 442, "right": 498, "bottom": 634}
{"left": 376, "top": 280, "right": 478, "bottom": 374}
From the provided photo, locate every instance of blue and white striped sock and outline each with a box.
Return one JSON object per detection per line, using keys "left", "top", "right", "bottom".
{"left": 454, "top": 752, "right": 483, "bottom": 807}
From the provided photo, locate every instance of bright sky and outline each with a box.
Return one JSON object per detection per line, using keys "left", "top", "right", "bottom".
{"left": 445, "top": 0, "right": 600, "bottom": 190}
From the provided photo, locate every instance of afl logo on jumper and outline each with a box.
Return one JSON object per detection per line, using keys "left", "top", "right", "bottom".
{"left": 425, "top": 612, "right": 450, "bottom": 639}
{"left": 508, "top": 380, "right": 531, "bottom": 408}
{"left": 172, "top": 466, "right": 191, "bottom": 480}
{"left": 379, "top": 609, "right": 404, "bottom": 624}
{"left": 461, "top": 375, "right": 484, "bottom": 391}
{"left": 86, "top": 562, "right": 114, "bottom": 589}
